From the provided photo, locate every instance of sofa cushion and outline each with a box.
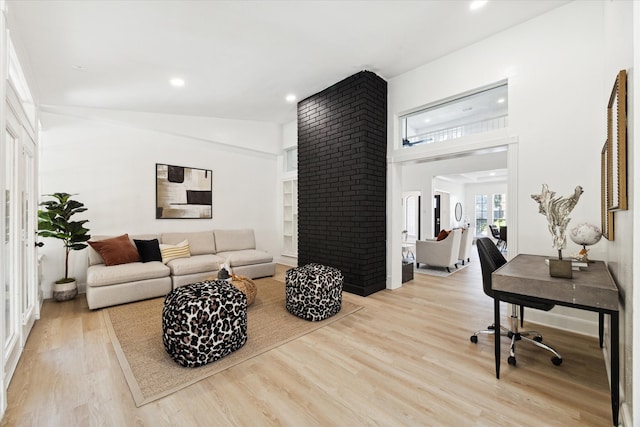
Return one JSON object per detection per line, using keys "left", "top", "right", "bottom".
{"left": 161, "top": 231, "right": 215, "bottom": 255}
{"left": 160, "top": 240, "right": 191, "bottom": 264}
{"left": 88, "top": 234, "right": 140, "bottom": 266}
{"left": 87, "top": 261, "right": 170, "bottom": 287}
{"left": 217, "top": 249, "right": 272, "bottom": 268}
{"left": 134, "top": 239, "right": 162, "bottom": 263}
{"left": 214, "top": 229, "right": 255, "bottom": 252}
{"left": 166, "top": 254, "right": 224, "bottom": 276}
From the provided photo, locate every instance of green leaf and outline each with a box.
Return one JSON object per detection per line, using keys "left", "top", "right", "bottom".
{"left": 37, "top": 193, "right": 91, "bottom": 278}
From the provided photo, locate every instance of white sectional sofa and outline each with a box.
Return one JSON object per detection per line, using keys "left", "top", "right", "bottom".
{"left": 86, "top": 229, "right": 275, "bottom": 309}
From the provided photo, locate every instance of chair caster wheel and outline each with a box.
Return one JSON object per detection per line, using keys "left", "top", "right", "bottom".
{"left": 507, "top": 331, "right": 514, "bottom": 339}
{"left": 508, "top": 356, "right": 516, "bottom": 366}
{"left": 470, "top": 335, "right": 478, "bottom": 343}
{"left": 533, "top": 336, "right": 543, "bottom": 343}
{"left": 551, "top": 357, "right": 563, "bottom": 366}
{"left": 487, "top": 325, "right": 495, "bottom": 330}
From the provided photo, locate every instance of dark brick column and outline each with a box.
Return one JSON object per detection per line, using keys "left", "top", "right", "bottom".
{"left": 297, "top": 71, "right": 387, "bottom": 296}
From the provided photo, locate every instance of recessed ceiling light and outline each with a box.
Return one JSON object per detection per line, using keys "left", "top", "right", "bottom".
{"left": 424, "top": 118, "right": 431, "bottom": 123}
{"left": 170, "top": 78, "right": 185, "bottom": 87}
{"left": 470, "top": 0, "right": 488, "bottom": 11}
{"left": 497, "top": 98, "right": 505, "bottom": 103}
{"left": 285, "top": 94, "right": 297, "bottom": 103}
{"left": 71, "top": 65, "right": 86, "bottom": 71}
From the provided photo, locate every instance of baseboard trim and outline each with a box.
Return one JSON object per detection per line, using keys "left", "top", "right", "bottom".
{"left": 520, "top": 307, "right": 598, "bottom": 337}
{"left": 620, "top": 401, "right": 632, "bottom": 427}
{"left": 275, "top": 255, "right": 297, "bottom": 267}
{"left": 344, "top": 282, "right": 386, "bottom": 297}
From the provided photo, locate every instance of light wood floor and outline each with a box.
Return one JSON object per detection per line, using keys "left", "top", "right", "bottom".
{"left": 1, "top": 251, "right": 612, "bottom": 426}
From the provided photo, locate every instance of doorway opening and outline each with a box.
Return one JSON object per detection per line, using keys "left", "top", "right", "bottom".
{"left": 389, "top": 139, "right": 516, "bottom": 290}
{"left": 402, "top": 191, "right": 421, "bottom": 242}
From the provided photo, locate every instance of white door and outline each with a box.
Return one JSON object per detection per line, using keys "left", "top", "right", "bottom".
{"left": 3, "top": 107, "right": 20, "bottom": 384}
{"left": 20, "top": 133, "right": 38, "bottom": 340}
{"left": 3, "top": 85, "right": 39, "bottom": 391}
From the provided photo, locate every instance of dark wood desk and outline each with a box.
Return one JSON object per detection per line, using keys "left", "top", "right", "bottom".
{"left": 492, "top": 254, "right": 619, "bottom": 426}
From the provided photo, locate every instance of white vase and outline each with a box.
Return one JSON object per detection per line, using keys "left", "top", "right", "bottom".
{"left": 53, "top": 280, "right": 78, "bottom": 302}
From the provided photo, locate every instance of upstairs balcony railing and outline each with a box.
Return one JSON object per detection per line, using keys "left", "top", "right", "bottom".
{"left": 402, "top": 115, "right": 509, "bottom": 148}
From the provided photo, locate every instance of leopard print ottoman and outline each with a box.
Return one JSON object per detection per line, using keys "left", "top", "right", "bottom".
{"left": 162, "top": 280, "right": 247, "bottom": 367}
{"left": 285, "top": 263, "right": 343, "bottom": 321}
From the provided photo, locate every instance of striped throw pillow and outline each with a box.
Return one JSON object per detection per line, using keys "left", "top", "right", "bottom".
{"left": 160, "top": 240, "right": 191, "bottom": 264}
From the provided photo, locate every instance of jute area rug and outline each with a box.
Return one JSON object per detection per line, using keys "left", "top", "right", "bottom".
{"left": 413, "top": 261, "right": 470, "bottom": 277}
{"left": 103, "top": 278, "right": 362, "bottom": 407}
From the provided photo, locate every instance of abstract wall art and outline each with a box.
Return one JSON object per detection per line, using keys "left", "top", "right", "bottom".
{"left": 156, "top": 163, "right": 212, "bottom": 219}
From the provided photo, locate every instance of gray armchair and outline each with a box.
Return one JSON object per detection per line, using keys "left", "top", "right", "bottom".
{"left": 415, "top": 228, "right": 462, "bottom": 272}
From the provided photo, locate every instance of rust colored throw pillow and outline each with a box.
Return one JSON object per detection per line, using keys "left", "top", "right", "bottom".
{"left": 436, "top": 230, "right": 450, "bottom": 241}
{"left": 89, "top": 234, "right": 141, "bottom": 266}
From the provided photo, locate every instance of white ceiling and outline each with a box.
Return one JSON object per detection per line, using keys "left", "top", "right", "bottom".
{"left": 6, "top": 0, "right": 570, "bottom": 124}
{"left": 438, "top": 168, "right": 508, "bottom": 184}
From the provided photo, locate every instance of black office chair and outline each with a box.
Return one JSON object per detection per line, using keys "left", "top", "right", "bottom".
{"left": 470, "top": 238, "right": 562, "bottom": 366}
{"left": 488, "top": 225, "right": 504, "bottom": 251}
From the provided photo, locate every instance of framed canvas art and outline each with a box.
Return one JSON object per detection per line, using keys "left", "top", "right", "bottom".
{"left": 156, "top": 163, "right": 212, "bottom": 219}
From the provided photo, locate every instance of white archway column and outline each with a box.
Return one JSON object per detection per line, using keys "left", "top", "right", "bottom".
{"left": 386, "top": 161, "right": 403, "bottom": 290}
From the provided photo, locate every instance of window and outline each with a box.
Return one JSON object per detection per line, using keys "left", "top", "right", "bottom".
{"left": 475, "top": 195, "right": 488, "bottom": 236}
{"left": 493, "top": 194, "right": 506, "bottom": 227}
{"left": 401, "top": 83, "right": 508, "bottom": 148}
{"left": 284, "top": 147, "right": 297, "bottom": 172}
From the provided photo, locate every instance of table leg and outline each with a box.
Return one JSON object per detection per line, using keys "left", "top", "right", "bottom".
{"left": 611, "top": 311, "right": 619, "bottom": 426}
{"left": 599, "top": 312, "right": 604, "bottom": 348}
{"left": 494, "top": 295, "right": 501, "bottom": 379}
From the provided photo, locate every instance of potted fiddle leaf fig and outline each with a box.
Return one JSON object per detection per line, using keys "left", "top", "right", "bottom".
{"left": 37, "top": 192, "right": 91, "bottom": 301}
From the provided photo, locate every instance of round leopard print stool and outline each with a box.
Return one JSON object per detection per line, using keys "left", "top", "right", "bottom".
{"left": 162, "top": 280, "right": 247, "bottom": 367}
{"left": 285, "top": 263, "right": 343, "bottom": 321}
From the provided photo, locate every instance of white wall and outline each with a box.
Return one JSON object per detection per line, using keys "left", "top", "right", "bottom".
{"left": 0, "top": 0, "right": 7, "bottom": 419}
{"left": 282, "top": 120, "right": 297, "bottom": 150}
{"left": 632, "top": 3, "right": 640, "bottom": 424}
{"left": 602, "top": 1, "right": 636, "bottom": 424}
{"left": 390, "top": 1, "right": 605, "bottom": 260}
{"left": 38, "top": 107, "right": 280, "bottom": 297}
{"left": 389, "top": 1, "right": 605, "bottom": 320}
{"left": 388, "top": 0, "right": 623, "bottom": 336}
{"left": 388, "top": 1, "right": 635, "bottom": 423}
